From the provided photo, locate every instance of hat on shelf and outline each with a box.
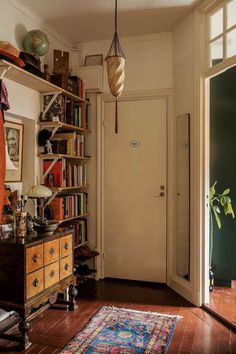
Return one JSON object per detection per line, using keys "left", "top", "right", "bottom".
{"left": 19, "top": 51, "right": 43, "bottom": 78}
{"left": 0, "top": 41, "right": 25, "bottom": 68}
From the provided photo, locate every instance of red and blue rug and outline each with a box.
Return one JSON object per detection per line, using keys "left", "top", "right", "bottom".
{"left": 61, "top": 306, "right": 179, "bottom": 353}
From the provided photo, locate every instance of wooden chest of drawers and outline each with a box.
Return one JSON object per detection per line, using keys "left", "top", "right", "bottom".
{"left": 0, "top": 229, "right": 77, "bottom": 349}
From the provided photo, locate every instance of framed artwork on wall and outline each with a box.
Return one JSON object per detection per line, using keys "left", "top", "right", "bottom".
{"left": 84, "top": 54, "right": 103, "bottom": 66}
{"left": 5, "top": 120, "right": 24, "bottom": 182}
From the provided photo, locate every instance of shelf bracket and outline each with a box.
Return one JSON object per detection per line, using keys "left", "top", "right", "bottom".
{"left": 42, "top": 157, "right": 60, "bottom": 182}
{"left": 40, "top": 91, "right": 62, "bottom": 121}
{"left": 44, "top": 190, "right": 59, "bottom": 207}
{"left": 50, "top": 123, "right": 62, "bottom": 138}
{"left": 0, "top": 65, "right": 11, "bottom": 80}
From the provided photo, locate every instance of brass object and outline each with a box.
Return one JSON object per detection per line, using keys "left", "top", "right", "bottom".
{"left": 14, "top": 211, "right": 27, "bottom": 237}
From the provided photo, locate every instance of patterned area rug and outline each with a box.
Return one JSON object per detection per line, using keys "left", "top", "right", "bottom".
{"left": 61, "top": 306, "right": 179, "bottom": 353}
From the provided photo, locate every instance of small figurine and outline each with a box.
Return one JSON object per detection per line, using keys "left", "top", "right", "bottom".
{"left": 26, "top": 213, "right": 34, "bottom": 233}
{"left": 45, "top": 140, "right": 53, "bottom": 154}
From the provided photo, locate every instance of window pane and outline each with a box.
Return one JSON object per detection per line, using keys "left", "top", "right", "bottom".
{"left": 210, "top": 37, "right": 223, "bottom": 67}
{"left": 210, "top": 8, "right": 223, "bottom": 40}
{"left": 227, "top": 28, "right": 236, "bottom": 57}
{"left": 227, "top": 0, "right": 236, "bottom": 29}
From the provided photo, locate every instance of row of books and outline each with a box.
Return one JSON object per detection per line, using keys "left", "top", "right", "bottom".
{"left": 41, "top": 94, "right": 88, "bottom": 129}
{"left": 51, "top": 131, "right": 85, "bottom": 157}
{"left": 50, "top": 193, "right": 88, "bottom": 220}
{"left": 43, "top": 159, "right": 87, "bottom": 188}
{"left": 64, "top": 219, "right": 87, "bottom": 247}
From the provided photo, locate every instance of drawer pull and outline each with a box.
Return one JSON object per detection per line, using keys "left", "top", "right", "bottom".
{"left": 64, "top": 263, "right": 69, "bottom": 271}
{"left": 64, "top": 242, "right": 69, "bottom": 250}
{"left": 50, "top": 270, "right": 55, "bottom": 278}
{"left": 32, "top": 254, "right": 38, "bottom": 263}
{"left": 32, "top": 279, "right": 39, "bottom": 287}
{"left": 49, "top": 247, "right": 55, "bottom": 255}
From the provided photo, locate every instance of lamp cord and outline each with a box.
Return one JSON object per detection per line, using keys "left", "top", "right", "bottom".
{"left": 115, "top": 0, "right": 117, "bottom": 33}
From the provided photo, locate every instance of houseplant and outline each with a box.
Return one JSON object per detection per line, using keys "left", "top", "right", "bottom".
{"left": 209, "top": 181, "right": 235, "bottom": 291}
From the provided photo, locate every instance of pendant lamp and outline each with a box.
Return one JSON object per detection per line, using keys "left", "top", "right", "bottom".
{"left": 106, "top": 0, "right": 125, "bottom": 134}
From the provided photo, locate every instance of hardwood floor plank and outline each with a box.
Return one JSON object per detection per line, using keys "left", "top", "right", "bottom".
{"left": 0, "top": 279, "right": 233, "bottom": 353}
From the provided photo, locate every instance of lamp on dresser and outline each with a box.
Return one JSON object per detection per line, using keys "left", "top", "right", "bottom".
{"left": 26, "top": 184, "right": 59, "bottom": 235}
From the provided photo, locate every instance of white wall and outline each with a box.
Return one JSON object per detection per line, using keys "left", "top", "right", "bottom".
{"left": 77, "top": 32, "right": 173, "bottom": 93}
{"left": 173, "top": 13, "right": 195, "bottom": 117}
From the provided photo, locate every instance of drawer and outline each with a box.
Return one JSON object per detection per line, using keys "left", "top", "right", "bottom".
{"left": 60, "top": 255, "right": 73, "bottom": 280}
{"left": 60, "top": 234, "right": 72, "bottom": 258}
{"left": 45, "top": 261, "right": 59, "bottom": 289}
{"left": 44, "top": 239, "right": 59, "bottom": 266}
{"left": 26, "top": 268, "right": 44, "bottom": 299}
{"left": 26, "top": 244, "right": 43, "bottom": 274}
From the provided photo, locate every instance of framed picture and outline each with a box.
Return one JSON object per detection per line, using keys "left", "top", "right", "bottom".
{"left": 5, "top": 120, "right": 24, "bottom": 182}
{"left": 84, "top": 54, "right": 103, "bottom": 66}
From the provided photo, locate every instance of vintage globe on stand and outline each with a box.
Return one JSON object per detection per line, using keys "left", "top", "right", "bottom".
{"left": 23, "top": 30, "right": 49, "bottom": 57}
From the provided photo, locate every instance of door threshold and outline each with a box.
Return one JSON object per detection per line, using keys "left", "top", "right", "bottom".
{"left": 202, "top": 304, "right": 236, "bottom": 332}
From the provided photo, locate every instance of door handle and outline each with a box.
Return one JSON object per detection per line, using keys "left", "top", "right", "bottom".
{"left": 153, "top": 192, "right": 165, "bottom": 197}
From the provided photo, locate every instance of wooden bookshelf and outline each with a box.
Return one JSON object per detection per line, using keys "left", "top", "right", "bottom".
{"left": 0, "top": 60, "right": 87, "bottom": 102}
{"left": 38, "top": 121, "right": 91, "bottom": 134}
{"left": 74, "top": 241, "right": 89, "bottom": 250}
{"left": 51, "top": 185, "right": 89, "bottom": 192}
{"left": 53, "top": 213, "right": 89, "bottom": 224}
{"left": 39, "top": 154, "right": 91, "bottom": 161}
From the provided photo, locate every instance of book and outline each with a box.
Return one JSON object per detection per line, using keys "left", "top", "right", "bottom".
{"left": 50, "top": 197, "right": 64, "bottom": 220}
{"left": 43, "top": 160, "right": 64, "bottom": 187}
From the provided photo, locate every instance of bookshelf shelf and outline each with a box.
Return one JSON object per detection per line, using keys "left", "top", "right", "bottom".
{"left": 38, "top": 121, "right": 91, "bottom": 134}
{"left": 74, "top": 241, "right": 89, "bottom": 250}
{"left": 0, "top": 60, "right": 87, "bottom": 103}
{"left": 51, "top": 185, "right": 89, "bottom": 192}
{"left": 53, "top": 213, "right": 89, "bottom": 224}
{"left": 39, "top": 154, "right": 91, "bottom": 161}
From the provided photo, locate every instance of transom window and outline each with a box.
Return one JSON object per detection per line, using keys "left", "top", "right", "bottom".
{"left": 208, "top": 0, "right": 236, "bottom": 67}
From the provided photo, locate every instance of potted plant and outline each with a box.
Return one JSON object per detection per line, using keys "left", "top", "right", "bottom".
{"left": 209, "top": 181, "right": 235, "bottom": 291}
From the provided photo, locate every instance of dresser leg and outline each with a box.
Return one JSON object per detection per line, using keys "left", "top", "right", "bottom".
{"left": 68, "top": 284, "right": 78, "bottom": 311}
{"left": 18, "top": 318, "right": 31, "bottom": 349}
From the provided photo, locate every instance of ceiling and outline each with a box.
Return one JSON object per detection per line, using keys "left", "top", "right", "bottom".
{"left": 13, "top": 0, "right": 201, "bottom": 45}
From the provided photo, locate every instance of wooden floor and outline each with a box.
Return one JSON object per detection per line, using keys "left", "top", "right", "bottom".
{"left": 0, "top": 279, "right": 236, "bottom": 353}
{"left": 204, "top": 282, "right": 236, "bottom": 330}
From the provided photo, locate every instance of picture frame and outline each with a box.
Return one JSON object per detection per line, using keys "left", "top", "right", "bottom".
{"left": 84, "top": 54, "right": 103, "bottom": 66}
{"left": 5, "top": 120, "right": 24, "bottom": 182}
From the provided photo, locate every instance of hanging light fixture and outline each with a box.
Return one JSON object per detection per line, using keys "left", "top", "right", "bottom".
{"left": 105, "top": 0, "right": 125, "bottom": 134}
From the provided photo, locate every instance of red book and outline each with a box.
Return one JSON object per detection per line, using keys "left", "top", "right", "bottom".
{"left": 50, "top": 198, "right": 64, "bottom": 220}
{"left": 43, "top": 160, "right": 63, "bottom": 187}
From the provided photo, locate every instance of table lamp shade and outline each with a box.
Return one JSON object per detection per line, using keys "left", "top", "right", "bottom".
{"left": 26, "top": 185, "right": 52, "bottom": 198}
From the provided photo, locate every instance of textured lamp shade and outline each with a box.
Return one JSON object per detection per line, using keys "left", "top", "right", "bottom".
{"left": 26, "top": 185, "right": 52, "bottom": 198}
{"left": 5, "top": 143, "right": 17, "bottom": 170}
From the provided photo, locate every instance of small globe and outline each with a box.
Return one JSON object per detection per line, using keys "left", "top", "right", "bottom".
{"left": 23, "top": 30, "right": 49, "bottom": 57}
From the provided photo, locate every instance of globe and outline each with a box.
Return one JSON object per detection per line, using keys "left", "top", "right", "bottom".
{"left": 23, "top": 30, "right": 49, "bottom": 57}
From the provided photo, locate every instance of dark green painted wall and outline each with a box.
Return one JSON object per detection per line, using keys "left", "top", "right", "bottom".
{"left": 210, "top": 66, "right": 236, "bottom": 281}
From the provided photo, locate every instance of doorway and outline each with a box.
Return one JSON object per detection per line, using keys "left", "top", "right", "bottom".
{"left": 102, "top": 97, "right": 167, "bottom": 283}
{"left": 204, "top": 66, "right": 236, "bottom": 328}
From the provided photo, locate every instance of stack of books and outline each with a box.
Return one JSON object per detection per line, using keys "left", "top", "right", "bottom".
{"left": 43, "top": 159, "right": 87, "bottom": 188}
{"left": 50, "top": 193, "right": 88, "bottom": 220}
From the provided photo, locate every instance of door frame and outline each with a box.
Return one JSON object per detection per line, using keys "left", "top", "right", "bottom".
{"left": 96, "top": 89, "right": 174, "bottom": 281}
{"left": 194, "top": 0, "right": 236, "bottom": 306}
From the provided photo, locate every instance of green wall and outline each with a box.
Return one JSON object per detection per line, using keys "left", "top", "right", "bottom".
{"left": 210, "top": 66, "right": 236, "bottom": 282}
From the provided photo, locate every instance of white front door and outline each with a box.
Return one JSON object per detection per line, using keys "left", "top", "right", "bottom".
{"left": 103, "top": 98, "right": 167, "bottom": 283}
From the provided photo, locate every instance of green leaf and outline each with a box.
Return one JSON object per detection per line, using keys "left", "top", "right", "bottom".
{"left": 215, "top": 205, "right": 221, "bottom": 213}
{"left": 210, "top": 182, "right": 217, "bottom": 201}
{"left": 220, "top": 196, "right": 227, "bottom": 206}
{"left": 223, "top": 189, "right": 230, "bottom": 195}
